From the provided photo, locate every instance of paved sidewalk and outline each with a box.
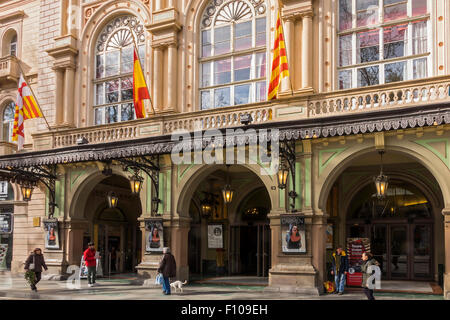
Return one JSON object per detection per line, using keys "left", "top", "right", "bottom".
{"left": 0, "top": 274, "right": 444, "bottom": 300}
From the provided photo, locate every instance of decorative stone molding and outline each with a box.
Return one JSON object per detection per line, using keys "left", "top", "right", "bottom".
{"left": 0, "top": 10, "right": 24, "bottom": 24}
{"left": 46, "top": 35, "right": 79, "bottom": 70}
{"left": 146, "top": 8, "right": 182, "bottom": 48}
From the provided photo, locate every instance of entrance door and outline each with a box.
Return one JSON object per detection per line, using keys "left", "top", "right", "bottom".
{"left": 390, "top": 225, "right": 408, "bottom": 279}
{"left": 256, "top": 224, "right": 271, "bottom": 277}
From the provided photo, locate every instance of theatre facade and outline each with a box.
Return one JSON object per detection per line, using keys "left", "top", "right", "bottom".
{"left": 0, "top": 0, "right": 449, "bottom": 298}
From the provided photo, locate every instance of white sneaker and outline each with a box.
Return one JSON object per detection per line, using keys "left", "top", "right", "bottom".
{"left": 88, "top": 284, "right": 93, "bottom": 287}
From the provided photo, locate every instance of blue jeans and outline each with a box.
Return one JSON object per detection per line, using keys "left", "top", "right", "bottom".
{"left": 335, "top": 273, "right": 346, "bottom": 293}
{"left": 162, "top": 276, "right": 171, "bottom": 294}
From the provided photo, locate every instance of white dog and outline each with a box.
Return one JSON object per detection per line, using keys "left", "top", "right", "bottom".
{"left": 170, "top": 280, "right": 187, "bottom": 293}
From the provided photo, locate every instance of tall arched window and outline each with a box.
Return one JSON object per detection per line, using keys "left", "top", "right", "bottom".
{"left": 2, "top": 102, "right": 15, "bottom": 142}
{"left": 199, "top": 0, "right": 267, "bottom": 110}
{"left": 94, "top": 15, "right": 146, "bottom": 125}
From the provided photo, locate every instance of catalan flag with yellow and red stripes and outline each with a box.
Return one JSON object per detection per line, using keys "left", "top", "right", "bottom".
{"left": 12, "top": 74, "right": 43, "bottom": 150}
{"left": 133, "top": 47, "right": 151, "bottom": 118}
{"left": 268, "top": 10, "right": 289, "bottom": 100}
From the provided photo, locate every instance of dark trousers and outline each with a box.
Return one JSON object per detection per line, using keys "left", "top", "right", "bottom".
{"left": 162, "top": 277, "right": 171, "bottom": 294}
{"left": 363, "top": 287, "right": 375, "bottom": 300}
{"left": 31, "top": 272, "right": 41, "bottom": 289}
{"left": 87, "top": 266, "right": 96, "bottom": 284}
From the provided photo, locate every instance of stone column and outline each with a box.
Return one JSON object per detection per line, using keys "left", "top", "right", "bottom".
{"left": 311, "top": 213, "right": 327, "bottom": 291}
{"left": 167, "top": 43, "right": 177, "bottom": 112}
{"left": 63, "top": 67, "right": 75, "bottom": 126}
{"left": 155, "top": 0, "right": 162, "bottom": 11}
{"left": 281, "top": 17, "right": 295, "bottom": 93}
{"left": 153, "top": 47, "right": 163, "bottom": 112}
{"left": 167, "top": 0, "right": 174, "bottom": 8}
{"left": 301, "top": 14, "right": 313, "bottom": 89}
{"left": 444, "top": 208, "right": 450, "bottom": 299}
{"left": 170, "top": 217, "right": 191, "bottom": 281}
{"left": 54, "top": 68, "right": 64, "bottom": 125}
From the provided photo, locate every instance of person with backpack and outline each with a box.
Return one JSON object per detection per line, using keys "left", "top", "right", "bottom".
{"left": 331, "top": 245, "right": 349, "bottom": 295}
{"left": 24, "top": 248, "right": 48, "bottom": 291}
{"left": 83, "top": 242, "right": 99, "bottom": 287}
{"left": 361, "top": 252, "right": 380, "bottom": 300}
{"left": 157, "top": 247, "right": 176, "bottom": 295}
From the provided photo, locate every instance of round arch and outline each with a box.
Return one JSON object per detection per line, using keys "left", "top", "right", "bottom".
{"left": 1, "top": 27, "right": 18, "bottom": 57}
{"left": 69, "top": 166, "right": 136, "bottom": 220}
{"left": 176, "top": 163, "right": 276, "bottom": 219}
{"left": 79, "top": 0, "right": 151, "bottom": 126}
{"left": 317, "top": 141, "right": 450, "bottom": 214}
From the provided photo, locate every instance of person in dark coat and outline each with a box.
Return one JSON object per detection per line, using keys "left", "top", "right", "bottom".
{"left": 157, "top": 247, "right": 176, "bottom": 295}
{"left": 331, "top": 245, "right": 349, "bottom": 295}
{"left": 361, "top": 252, "right": 380, "bottom": 300}
{"left": 24, "top": 248, "right": 48, "bottom": 291}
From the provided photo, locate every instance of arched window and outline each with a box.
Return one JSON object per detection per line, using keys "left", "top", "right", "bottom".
{"left": 94, "top": 15, "right": 146, "bottom": 125}
{"left": 199, "top": 0, "right": 267, "bottom": 110}
{"left": 337, "top": 0, "right": 430, "bottom": 89}
{"left": 2, "top": 101, "right": 15, "bottom": 142}
{"left": 10, "top": 34, "right": 17, "bottom": 56}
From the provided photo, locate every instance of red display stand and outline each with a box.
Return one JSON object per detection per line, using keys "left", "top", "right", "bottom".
{"left": 346, "top": 238, "right": 371, "bottom": 287}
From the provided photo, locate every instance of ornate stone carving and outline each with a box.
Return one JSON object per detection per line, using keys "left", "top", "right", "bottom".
{"left": 96, "top": 15, "right": 145, "bottom": 53}
{"left": 201, "top": 0, "right": 266, "bottom": 28}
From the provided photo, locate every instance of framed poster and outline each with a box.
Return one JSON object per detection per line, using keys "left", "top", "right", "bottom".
{"left": 43, "top": 219, "right": 60, "bottom": 249}
{"left": 145, "top": 219, "right": 163, "bottom": 253}
{"left": 281, "top": 215, "right": 306, "bottom": 253}
{"left": 0, "top": 213, "right": 13, "bottom": 234}
{"left": 207, "top": 224, "right": 223, "bottom": 249}
{"left": 326, "top": 224, "right": 333, "bottom": 249}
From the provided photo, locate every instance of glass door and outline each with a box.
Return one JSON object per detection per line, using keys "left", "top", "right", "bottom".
{"left": 228, "top": 226, "right": 240, "bottom": 274}
{"left": 412, "top": 224, "right": 432, "bottom": 279}
{"left": 390, "top": 225, "right": 408, "bottom": 279}
{"left": 371, "top": 225, "right": 387, "bottom": 278}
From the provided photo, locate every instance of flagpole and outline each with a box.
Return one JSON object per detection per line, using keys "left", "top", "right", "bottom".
{"left": 128, "top": 26, "right": 156, "bottom": 115}
{"left": 16, "top": 60, "right": 52, "bottom": 131}
{"left": 277, "top": 0, "right": 294, "bottom": 96}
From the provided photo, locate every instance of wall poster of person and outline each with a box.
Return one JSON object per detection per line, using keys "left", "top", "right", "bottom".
{"left": 43, "top": 219, "right": 60, "bottom": 249}
{"left": 145, "top": 219, "right": 163, "bottom": 253}
{"left": 207, "top": 224, "right": 223, "bottom": 249}
{"left": 281, "top": 215, "right": 306, "bottom": 253}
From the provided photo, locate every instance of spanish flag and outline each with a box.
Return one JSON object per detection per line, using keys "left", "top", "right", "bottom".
{"left": 267, "top": 10, "right": 289, "bottom": 100}
{"left": 133, "top": 48, "right": 151, "bottom": 118}
{"left": 12, "top": 74, "right": 43, "bottom": 150}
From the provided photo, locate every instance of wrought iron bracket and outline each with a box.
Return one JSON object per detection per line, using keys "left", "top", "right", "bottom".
{"left": 0, "top": 165, "right": 58, "bottom": 218}
{"left": 116, "top": 156, "right": 161, "bottom": 213}
{"left": 280, "top": 140, "right": 297, "bottom": 212}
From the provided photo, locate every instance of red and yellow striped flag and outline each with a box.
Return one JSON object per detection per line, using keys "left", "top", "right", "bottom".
{"left": 267, "top": 10, "right": 289, "bottom": 100}
{"left": 12, "top": 74, "right": 43, "bottom": 150}
{"left": 133, "top": 47, "right": 151, "bottom": 118}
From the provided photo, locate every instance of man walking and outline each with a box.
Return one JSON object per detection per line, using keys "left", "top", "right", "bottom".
{"left": 83, "top": 242, "right": 99, "bottom": 287}
{"left": 157, "top": 247, "right": 176, "bottom": 295}
{"left": 331, "top": 245, "right": 349, "bottom": 295}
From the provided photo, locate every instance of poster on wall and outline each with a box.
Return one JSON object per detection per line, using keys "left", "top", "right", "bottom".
{"left": 346, "top": 237, "right": 371, "bottom": 286}
{"left": 0, "top": 244, "right": 8, "bottom": 270}
{"left": 326, "top": 224, "right": 333, "bottom": 249}
{"left": 208, "top": 224, "right": 223, "bottom": 249}
{"left": 0, "top": 213, "right": 12, "bottom": 234}
{"left": 281, "top": 215, "right": 306, "bottom": 253}
{"left": 145, "top": 219, "right": 164, "bottom": 253}
{"left": 43, "top": 219, "right": 60, "bottom": 249}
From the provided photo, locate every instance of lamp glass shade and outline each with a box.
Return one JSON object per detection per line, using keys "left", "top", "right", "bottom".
{"left": 130, "top": 176, "right": 143, "bottom": 194}
{"left": 107, "top": 191, "right": 118, "bottom": 208}
{"left": 374, "top": 174, "right": 389, "bottom": 198}
{"left": 201, "top": 201, "right": 212, "bottom": 218}
{"left": 222, "top": 185, "right": 233, "bottom": 204}
{"left": 21, "top": 184, "right": 34, "bottom": 201}
{"left": 277, "top": 167, "right": 289, "bottom": 189}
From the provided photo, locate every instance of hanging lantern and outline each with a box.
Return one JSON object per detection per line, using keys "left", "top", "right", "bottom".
{"left": 201, "top": 197, "right": 212, "bottom": 218}
{"left": 129, "top": 174, "right": 143, "bottom": 195}
{"left": 374, "top": 151, "right": 389, "bottom": 199}
{"left": 374, "top": 172, "right": 389, "bottom": 199}
{"left": 20, "top": 181, "right": 34, "bottom": 201}
{"left": 277, "top": 164, "right": 289, "bottom": 189}
{"left": 107, "top": 191, "right": 118, "bottom": 208}
{"left": 222, "top": 184, "right": 234, "bottom": 204}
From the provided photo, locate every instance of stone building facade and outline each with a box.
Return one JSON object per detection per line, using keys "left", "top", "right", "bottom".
{"left": 0, "top": 0, "right": 449, "bottom": 298}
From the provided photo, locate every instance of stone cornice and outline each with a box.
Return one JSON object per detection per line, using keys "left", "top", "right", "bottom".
{"left": 0, "top": 104, "right": 449, "bottom": 168}
{"left": 0, "top": 10, "right": 24, "bottom": 24}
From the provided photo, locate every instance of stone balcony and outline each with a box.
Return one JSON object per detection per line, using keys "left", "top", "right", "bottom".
{"left": 0, "top": 55, "right": 20, "bottom": 85}
{"left": 31, "top": 75, "right": 450, "bottom": 151}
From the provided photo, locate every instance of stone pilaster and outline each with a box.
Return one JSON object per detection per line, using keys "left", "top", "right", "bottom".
{"left": 443, "top": 208, "right": 450, "bottom": 299}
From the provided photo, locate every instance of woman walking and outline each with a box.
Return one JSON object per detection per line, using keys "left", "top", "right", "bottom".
{"left": 24, "top": 248, "right": 48, "bottom": 292}
{"left": 361, "top": 252, "right": 379, "bottom": 300}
